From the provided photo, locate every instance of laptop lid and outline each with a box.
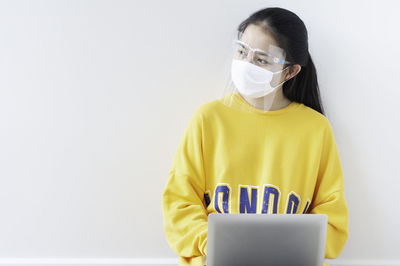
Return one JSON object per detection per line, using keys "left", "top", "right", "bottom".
{"left": 207, "top": 213, "right": 328, "bottom": 266}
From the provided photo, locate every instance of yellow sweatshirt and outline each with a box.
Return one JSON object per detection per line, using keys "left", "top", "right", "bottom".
{"left": 162, "top": 92, "right": 349, "bottom": 266}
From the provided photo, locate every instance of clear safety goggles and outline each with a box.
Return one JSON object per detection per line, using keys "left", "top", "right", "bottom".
{"left": 233, "top": 39, "right": 292, "bottom": 72}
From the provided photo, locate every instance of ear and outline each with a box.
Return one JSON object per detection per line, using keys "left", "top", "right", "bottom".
{"left": 286, "top": 64, "right": 302, "bottom": 80}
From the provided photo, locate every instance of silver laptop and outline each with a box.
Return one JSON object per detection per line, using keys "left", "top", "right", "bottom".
{"left": 207, "top": 213, "right": 328, "bottom": 266}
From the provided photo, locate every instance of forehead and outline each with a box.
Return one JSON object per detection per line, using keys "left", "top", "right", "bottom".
{"left": 239, "top": 24, "right": 279, "bottom": 51}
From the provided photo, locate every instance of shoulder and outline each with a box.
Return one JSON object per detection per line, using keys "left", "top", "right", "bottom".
{"left": 192, "top": 98, "right": 222, "bottom": 120}
{"left": 298, "top": 102, "right": 330, "bottom": 125}
{"left": 294, "top": 103, "right": 334, "bottom": 141}
{"left": 297, "top": 103, "right": 327, "bottom": 123}
{"left": 183, "top": 99, "right": 222, "bottom": 131}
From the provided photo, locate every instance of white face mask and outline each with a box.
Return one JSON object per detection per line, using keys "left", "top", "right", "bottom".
{"left": 230, "top": 58, "right": 290, "bottom": 98}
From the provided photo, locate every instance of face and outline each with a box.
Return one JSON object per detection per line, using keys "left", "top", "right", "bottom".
{"left": 237, "top": 24, "right": 301, "bottom": 84}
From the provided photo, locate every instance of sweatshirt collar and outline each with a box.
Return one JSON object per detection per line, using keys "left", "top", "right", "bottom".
{"left": 227, "top": 92, "right": 300, "bottom": 116}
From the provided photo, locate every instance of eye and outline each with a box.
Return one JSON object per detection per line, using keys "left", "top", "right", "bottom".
{"left": 237, "top": 49, "right": 248, "bottom": 56}
{"left": 257, "top": 58, "right": 269, "bottom": 64}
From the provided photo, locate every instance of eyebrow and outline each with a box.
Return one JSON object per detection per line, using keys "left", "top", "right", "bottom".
{"left": 237, "top": 40, "right": 272, "bottom": 56}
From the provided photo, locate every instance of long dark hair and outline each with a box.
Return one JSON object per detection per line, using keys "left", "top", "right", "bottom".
{"left": 237, "top": 7, "right": 325, "bottom": 115}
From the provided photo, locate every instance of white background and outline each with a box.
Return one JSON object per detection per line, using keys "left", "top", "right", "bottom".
{"left": 0, "top": 0, "right": 399, "bottom": 265}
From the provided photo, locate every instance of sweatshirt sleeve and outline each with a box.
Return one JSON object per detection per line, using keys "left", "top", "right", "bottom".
{"left": 309, "top": 118, "right": 349, "bottom": 262}
{"left": 162, "top": 107, "right": 208, "bottom": 266}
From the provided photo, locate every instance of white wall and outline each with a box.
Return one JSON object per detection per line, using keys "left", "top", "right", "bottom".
{"left": 0, "top": 0, "right": 399, "bottom": 265}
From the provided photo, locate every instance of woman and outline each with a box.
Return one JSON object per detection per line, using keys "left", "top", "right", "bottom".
{"left": 162, "top": 7, "right": 349, "bottom": 266}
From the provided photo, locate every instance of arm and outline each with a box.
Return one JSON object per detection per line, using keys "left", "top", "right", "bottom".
{"left": 309, "top": 119, "right": 349, "bottom": 260}
{"left": 162, "top": 107, "right": 208, "bottom": 265}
